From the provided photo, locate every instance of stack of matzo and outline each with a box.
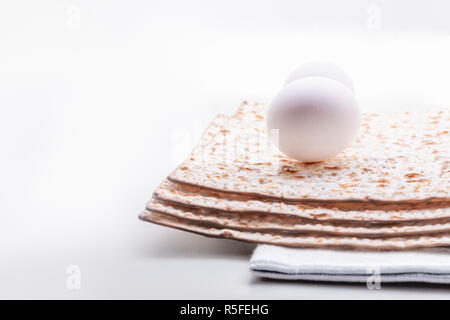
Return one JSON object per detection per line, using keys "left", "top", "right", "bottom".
{"left": 140, "top": 101, "right": 450, "bottom": 250}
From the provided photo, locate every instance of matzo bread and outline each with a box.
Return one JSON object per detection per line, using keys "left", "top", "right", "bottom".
{"left": 192, "top": 113, "right": 229, "bottom": 151}
{"left": 169, "top": 101, "right": 449, "bottom": 206}
{"left": 140, "top": 210, "right": 450, "bottom": 250}
{"left": 154, "top": 180, "right": 450, "bottom": 223}
{"left": 148, "top": 199, "right": 450, "bottom": 237}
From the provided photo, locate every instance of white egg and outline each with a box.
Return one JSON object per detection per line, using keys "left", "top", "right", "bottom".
{"left": 284, "top": 61, "right": 355, "bottom": 93}
{"left": 267, "top": 77, "right": 360, "bottom": 162}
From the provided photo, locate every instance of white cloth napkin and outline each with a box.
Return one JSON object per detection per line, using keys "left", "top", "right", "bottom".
{"left": 250, "top": 245, "right": 450, "bottom": 284}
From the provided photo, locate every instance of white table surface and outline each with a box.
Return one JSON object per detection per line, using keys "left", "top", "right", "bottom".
{"left": 1, "top": 1, "right": 449, "bottom": 299}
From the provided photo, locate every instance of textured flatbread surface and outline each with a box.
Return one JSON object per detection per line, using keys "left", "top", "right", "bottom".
{"left": 140, "top": 210, "right": 450, "bottom": 250}
{"left": 169, "top": 101, "right": 450, "bottom": 205}
{"left": 140, "top": 103, "right": 450, "bottom": 250}
{"left": 148, "top": 199, "right": 450, "bottom": 237}
{"left": 154, "top": 180, "right": 450, "bottom": 223}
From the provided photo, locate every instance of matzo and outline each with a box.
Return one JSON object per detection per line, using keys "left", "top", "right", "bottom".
{"left": 140, "top": 210, "right": 450, "bottom": 250}
{"left": 155, "top": 180, "right": 450, "bottom": 223}
{"left": 148, "top": 199, "right": 450, "bottom": 237}
{"left": 169, "top": 101, "right": 450, "bottom": 207}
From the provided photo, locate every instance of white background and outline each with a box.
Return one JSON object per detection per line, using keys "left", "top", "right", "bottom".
{"left": 1, "top": 0, "right": 450, "bottom": 298}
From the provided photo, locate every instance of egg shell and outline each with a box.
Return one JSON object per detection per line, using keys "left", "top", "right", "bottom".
{"left": 284, "top": 61, "right": 355, "bottom": 93}
{"left": 268, "top": 77, "right": 361, "bottom": 162}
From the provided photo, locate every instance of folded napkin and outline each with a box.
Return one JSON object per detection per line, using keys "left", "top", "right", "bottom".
{"left": 250, "top": 245, "right": 450, "bottom": 284}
